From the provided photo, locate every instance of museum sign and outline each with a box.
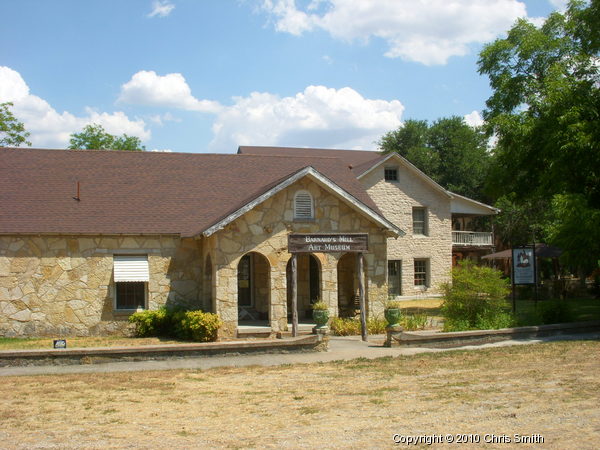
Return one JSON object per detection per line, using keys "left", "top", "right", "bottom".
{"left": 288, "top": 233, "right": 369, "bottom": 253}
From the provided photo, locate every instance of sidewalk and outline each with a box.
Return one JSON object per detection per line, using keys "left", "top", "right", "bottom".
{"left": 1, "top": 331, "right": 598, "bottom": 377}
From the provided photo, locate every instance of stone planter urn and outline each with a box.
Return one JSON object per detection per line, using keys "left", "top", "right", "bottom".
{"left": 312, "top": 301, "right": 330, "bottom": 328}
{"left": 384, "top": 304, "right": 402, "bottom": 328}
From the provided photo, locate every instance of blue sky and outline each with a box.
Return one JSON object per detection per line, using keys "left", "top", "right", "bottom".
{"left": 0, "top": 0, "right": 565, "bottom": 153}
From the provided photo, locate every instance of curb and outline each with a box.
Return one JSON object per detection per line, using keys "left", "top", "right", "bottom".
{"left": 0, "top": 335, "right": 325, "bottom": 367}
{"left": 385, "top": 320, "right": 600, "bottom": 348}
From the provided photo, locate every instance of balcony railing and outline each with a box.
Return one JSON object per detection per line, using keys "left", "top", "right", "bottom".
{"left": 452, "top": 231, "right": 494, "bottom": 247}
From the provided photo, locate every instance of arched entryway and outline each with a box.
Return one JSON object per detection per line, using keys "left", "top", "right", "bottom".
{"left": 337, "top": 253, "right": 367, "bottom": 318}
{"left": 286, "top": 253, "right": 321, "bottom": 320}
{"left": 237, "top": 252, "right": 270, "bottom": 324}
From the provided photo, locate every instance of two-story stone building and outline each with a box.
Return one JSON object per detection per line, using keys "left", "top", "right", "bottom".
{"left": 0, "top": 145, "right": 496, "bottom": 337}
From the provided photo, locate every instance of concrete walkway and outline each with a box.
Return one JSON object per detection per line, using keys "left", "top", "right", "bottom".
{"left": 1, "top": 332, "right": 598, "bottom": 377}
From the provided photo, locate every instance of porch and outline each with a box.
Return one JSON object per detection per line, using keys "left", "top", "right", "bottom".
{"left": 452, "top": 231, "right": 494, "bottom": 247}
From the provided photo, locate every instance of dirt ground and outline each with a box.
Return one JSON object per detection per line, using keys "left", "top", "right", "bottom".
{"left": 0, "top": 340, "right": 598, "bottom": 449}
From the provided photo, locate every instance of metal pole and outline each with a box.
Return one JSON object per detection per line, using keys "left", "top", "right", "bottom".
{"left": 357, "top": 253, "right": 367, "bottom": 342}
{"left": 533, "top": 243, "right": 538, "bottom": 307}
{"left": 511, "top": 249, "right": 516, "bottom": 314}
{"left": 291, "top": 254, "right": 298, "bottom": 337}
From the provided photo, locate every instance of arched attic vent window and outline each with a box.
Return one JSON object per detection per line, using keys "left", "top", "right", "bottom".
{"left": 294, "top": 190, "right": 314, "bottom": 220}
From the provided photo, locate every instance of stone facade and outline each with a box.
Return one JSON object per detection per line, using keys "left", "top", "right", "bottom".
{"left": 0, "top": 167, "right": 448, "bottom": 338}
{"left": 0, "top": 235, "right": 202, "bottom": 336}
{"left": 360, "top": 160, "right": 452, "bottom": 297}
{"left": 205, "top": 177, "right": 389, "bottom": 336}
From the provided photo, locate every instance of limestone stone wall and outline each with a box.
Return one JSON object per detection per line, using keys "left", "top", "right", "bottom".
{"left": 210, "top": 176, "right": 389, "bottom": 336}
{"left": 0, "top": 235, "right": 202, "bottom": 337}
{"left": 361, "top": 162, "right": 452, "bottom": 297}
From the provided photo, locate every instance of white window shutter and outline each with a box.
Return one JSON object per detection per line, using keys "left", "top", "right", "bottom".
{"left": 113, "top": 255, "right": 149, "bottom": 282}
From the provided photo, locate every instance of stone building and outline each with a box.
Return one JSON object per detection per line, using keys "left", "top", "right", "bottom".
{"left": 0, "top": 146, "right": 496, "bottom": 337}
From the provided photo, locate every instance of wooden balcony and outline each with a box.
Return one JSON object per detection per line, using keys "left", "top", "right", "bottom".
{"left": 452, "top": 231, "right": 494, "bottom": 247}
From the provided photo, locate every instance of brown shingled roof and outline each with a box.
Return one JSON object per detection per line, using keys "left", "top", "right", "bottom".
{"left": 237, "top": 145, "right": 382, "bottom": 170}
{"left": 0, "top": 147, "right": 383, "bottom": 237}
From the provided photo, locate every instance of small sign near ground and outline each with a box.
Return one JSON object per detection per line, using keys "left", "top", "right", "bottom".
{"left": 53, "top": 339, "right": 67, "bottom": 349}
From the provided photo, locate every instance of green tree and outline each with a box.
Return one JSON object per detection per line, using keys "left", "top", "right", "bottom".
{"left": 479, "top": 0, "right": 599, "bottom": 276}
{"left": 428, "top": 117, "right": 489, "bottom": 199}
{"left": 479, "top": 0, "right": 599, "bottom": 206}
{"left": 69, "top": 123, "right": 145, "bottom": 151}
{"left": 0, "top": 102, "right": 31, "bottom": 147}
{"left": 378, "top": 117, "right": 490, "bottom": 199}
{"left": 544, "top": 194, "right": 600, "bottom": 277}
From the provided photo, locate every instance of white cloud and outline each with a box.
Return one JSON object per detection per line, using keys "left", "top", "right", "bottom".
{"left": 0, "top": 66, "right": 150, "bottom": 148}
{"left": 147, "top": 1, "right": 175, "bottom": 18}
{"left": 148, "top": 112, "right": 181, "bottom": 125}
{"left": 117, "top": 69, "right": 404, "bottom": 151}
{"left": 208, "top": 85, "right": 404, "bottom": 151}
{"left": 261, "top": 0, "right": 529, "bottom": 65}
{"left": 464, "top": 110, "right": 484, "bottom": 127}
{"left": 150, "top": 148, "right": 173, "bottom": 152}
{"left": 118, "top": 71, "right": 222, "bottom": 113}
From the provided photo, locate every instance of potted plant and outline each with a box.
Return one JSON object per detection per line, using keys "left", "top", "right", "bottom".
{"left": 384, "top": 300, "right": 402, "bottom": 328}
{"left": 312, "top": 301, "right": 329, "bottom": 328}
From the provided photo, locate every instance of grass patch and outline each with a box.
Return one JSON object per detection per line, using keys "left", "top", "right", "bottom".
{"left": 0, "top": 341, "right": 598, "bottom": 448}
{"left": 0, "top": 336, "right": 189, "bottom": 351}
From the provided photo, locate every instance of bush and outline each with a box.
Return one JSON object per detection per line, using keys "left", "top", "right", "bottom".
{"left": 128, "top": 307, "right": 170, "bottom": 337}
{"left": 174, "top": 310, "right": 222, "bottom": 342}
{"left": 330, "top": 317, "right": 387, "bottom": 336}
{"left": 517, "top": 300, "right": 575, "bottom": 326}
{"left": 401, "top": 313, "right": 429, "bottom": 331}
{"left": 129, "top": 307, "right": 222, "bottom": 342}
{"left": 441, "top": 261, "right": 512, "bottom": 331}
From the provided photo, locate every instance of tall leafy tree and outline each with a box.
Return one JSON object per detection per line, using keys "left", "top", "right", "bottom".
{"left": 69, "top": 123, "right": 145, "bottom": 151}
{"left": 479, "top": 0, "right": 599, "bottom": 206}
{"left": 378, "top": 117, "right": 490, "bottom": 200}
{"left": 0, "top": 102, "right": 31, "bottom": 147}
{"left": 478, "top": 0, "right": 599, "bottom": 275}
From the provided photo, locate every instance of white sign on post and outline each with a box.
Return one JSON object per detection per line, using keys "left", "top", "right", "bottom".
{"left": 512, "top": 247, "right": 535, "bottom": 285}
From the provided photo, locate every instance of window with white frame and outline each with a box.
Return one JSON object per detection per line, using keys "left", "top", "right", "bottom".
{"left": 113, "top": 255, "right": 149, "bottom": 310}
{"left": 412, "top": 207, "right": 427, "bottom": 235}
{"left": 384, "top": 167, "right": 398, "bottom": 182}
{"left": 414, "top": 259, "right": 429, "bottom": 287}
{"left": 294, "top": 190, "right": 314, "bottom": 220}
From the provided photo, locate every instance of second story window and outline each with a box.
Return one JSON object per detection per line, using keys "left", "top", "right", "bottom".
{"left": 412, "top": 207, "right": 427, "bottom": 235}
{"left": 384, "top": 167, "right": 398, "bottom": 182}
{"left": 294, "top": 190, "right": 314, "bottom": 220}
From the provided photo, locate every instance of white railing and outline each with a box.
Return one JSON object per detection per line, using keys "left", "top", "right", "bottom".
{"left": 452, "top": 231, "right": 493, "bottom": 246}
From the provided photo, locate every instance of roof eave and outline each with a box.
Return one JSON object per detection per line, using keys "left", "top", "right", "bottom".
{"left": 199, "top": 166, "right": 404, "bottom": 238}
{"left": 356, "top": 153, "right": 452, "bottom": 198}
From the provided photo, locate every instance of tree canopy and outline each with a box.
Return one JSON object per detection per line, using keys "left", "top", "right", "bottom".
{"left": 478, "top": 0, "right": 599, "bottom": 274}
{"left": 68, "top": 124, "right": 145, "bottom": 151}
{"left": 378, "top": 116, "right": 490, "bottom": 200}
{"left": 479, "top": 0, "right": 599, "bottom": 207}
{"left": 0, "top": 102, "right": 31, "bottom": 147}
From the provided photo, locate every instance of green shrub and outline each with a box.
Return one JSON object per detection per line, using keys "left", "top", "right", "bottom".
{"left": 330, "top": 317, "right": 387, "bottom": 336}
{"left": 174, "top": 310, "right": 222, "bottom": 342}
{"left": 517, "top": 300, "right": 575, "bottom": 326}
{"left": 311, "top": 301, "right": 328, "bottom": 310}
{"left": 129, "top": 307, "right": 222, "bottom": 342}
{"left": 441, "top": 261, "right": 512, "bottom": 331}
{"left": 128, "top": 307, "right": 169, "bottom": 337}
{"left": 401, "top": 313, "right": 429, "bottom": 331}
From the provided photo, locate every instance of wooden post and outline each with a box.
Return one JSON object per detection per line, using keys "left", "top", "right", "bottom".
{"left": 291, "top": 254, "right": 298, "bottom": 337}
{"left": 357, "top": 253, "right": 367, "bottom": 342}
